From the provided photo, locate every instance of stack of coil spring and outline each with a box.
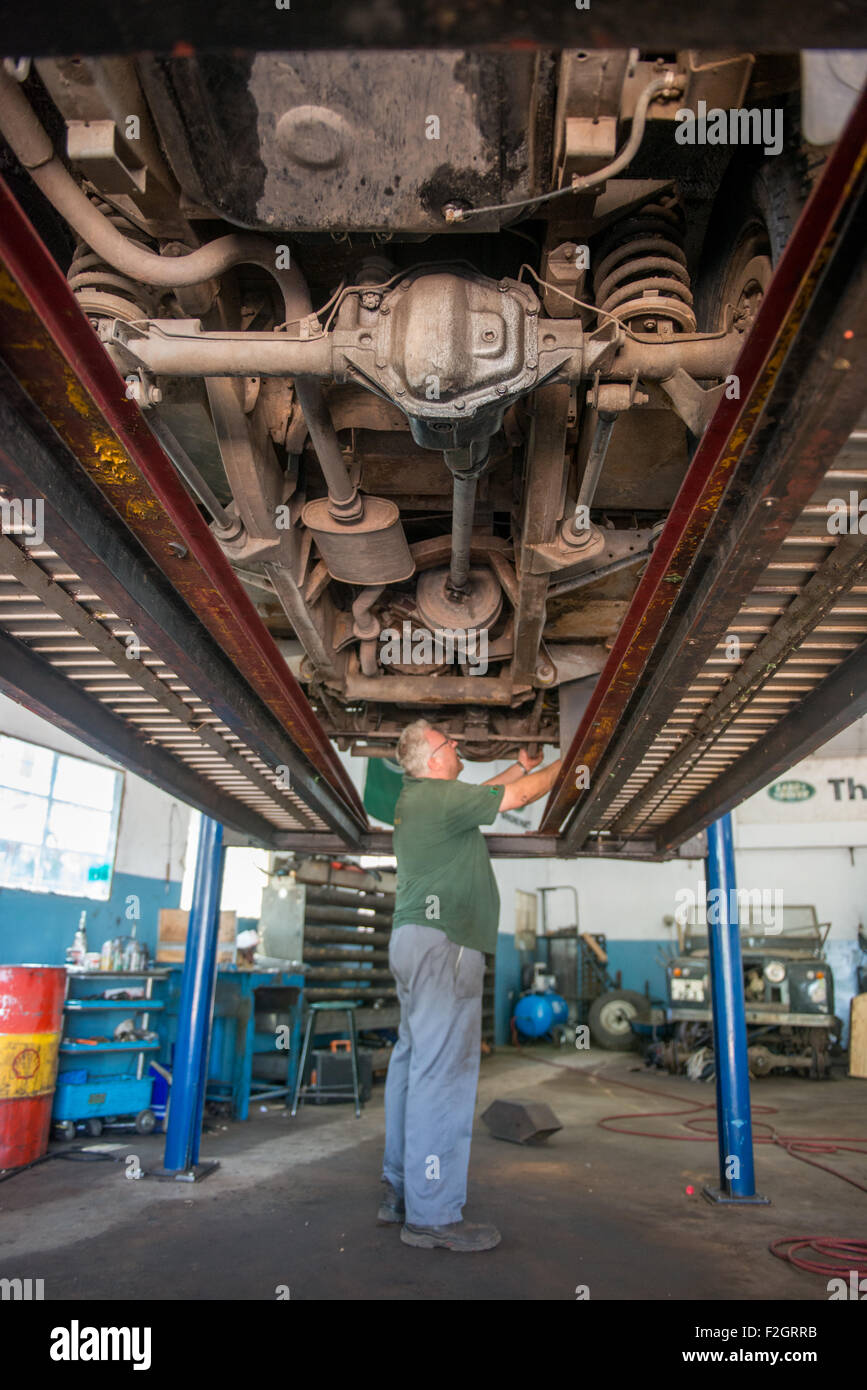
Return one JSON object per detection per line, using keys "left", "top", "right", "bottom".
{"left": 296, "top": 863, "right": 496, "bottom": 1043}
{"left": 67, "top": 200, "right": 158, "bottom": 324}
{"left": 300, "top": 873, "right": 397, "bottom": 1004}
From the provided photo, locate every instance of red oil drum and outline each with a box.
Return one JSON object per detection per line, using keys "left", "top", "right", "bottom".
{"left": 0, "top": 966, "right": 67, "bottom": 1167}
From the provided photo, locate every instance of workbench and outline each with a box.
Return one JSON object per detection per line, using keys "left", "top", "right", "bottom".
{"left": 161, "top": 966, "right": 305, "bottom": 1121}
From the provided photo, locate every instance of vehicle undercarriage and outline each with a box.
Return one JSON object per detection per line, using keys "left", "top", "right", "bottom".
{"left": 0, "top": 47, "right": 825, "bottom": 760}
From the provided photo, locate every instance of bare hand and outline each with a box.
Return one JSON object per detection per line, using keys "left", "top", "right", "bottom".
{"left": 517, "top": 747, "right": 543, "bottom": 772}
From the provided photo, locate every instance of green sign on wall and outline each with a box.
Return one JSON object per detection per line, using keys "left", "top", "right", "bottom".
{"left": 767, "top": 780, "right": 816, "bottom": 802}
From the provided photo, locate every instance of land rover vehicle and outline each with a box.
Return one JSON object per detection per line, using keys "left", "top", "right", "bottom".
{"left": 666, "top": 904, "right": 839, "bottom": 1077}
{"left": 0, "top": 47, "right": 840, "bottom": 760}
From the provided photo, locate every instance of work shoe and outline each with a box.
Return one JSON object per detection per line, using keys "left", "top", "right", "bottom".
{"left": 377, "top": 1180, "right": 406, "bottom": 1225}
{"left": 401, "top": 1220, "right": 501, "bottom": 1252}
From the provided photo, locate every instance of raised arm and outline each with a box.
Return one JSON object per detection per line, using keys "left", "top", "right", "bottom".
{"left": 498, "top": 758, "right": 562, "bottom": 812}
{"left": 481, "top": 747, "right": 544, "bottom": 789}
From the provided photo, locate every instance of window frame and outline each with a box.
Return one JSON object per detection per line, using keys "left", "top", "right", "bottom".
{"left": 0, "top": 734, "right": 125, "bottom": 900}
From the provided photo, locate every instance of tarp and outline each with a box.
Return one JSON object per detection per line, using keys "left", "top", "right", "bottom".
{"left": 363, "top": 757, "right": 404, "bottom": 826}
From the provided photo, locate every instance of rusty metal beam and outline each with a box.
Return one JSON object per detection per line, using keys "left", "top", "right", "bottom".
{"left": 269, "top": 830, "right": 660, "bottom": 859}
{"left": 0, "top": 367, "right": 357, "bottom": 843}
{"left": 0, "top": 173, "right": 367, "bottom": 832}
{"left": 544, "top": 82, "right": 867, "bottom": 845}
{"left": 564, "top": 184, "right": 867, "bottom": 849}
{"left": 512, "top": 382, "right": 571, "bottom": 685}
{"left": 2, "top": 4, "right": 860, "bottom": 54}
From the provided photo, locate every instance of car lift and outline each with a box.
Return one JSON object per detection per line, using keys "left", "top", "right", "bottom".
{"left": 0, "top": 74, "right": 864, "bottom": 1183}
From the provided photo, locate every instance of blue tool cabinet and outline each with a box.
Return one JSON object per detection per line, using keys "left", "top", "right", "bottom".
{"left": 52, "top": 969, "right": 168, "bottom": 1137}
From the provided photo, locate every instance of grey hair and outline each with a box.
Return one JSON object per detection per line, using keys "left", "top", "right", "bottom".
{"left": 396, "top": 718, "right": 434, "bottom": 778}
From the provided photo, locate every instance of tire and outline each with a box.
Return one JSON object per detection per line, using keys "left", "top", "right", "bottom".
{"left": 55, "top": 1121, "right": 76, "bottom": 1141}
{"left": 134, "top": 1108, "right": 156, "bottom": 1135}
{"left": 84, "top": 1118, "right": 103, "bottom": 1137}
{"left": 588, "top": 989, "right": 650, "bottom": 1051}
{"left": 694, "top": 139, "right": 806, "bottom": 336}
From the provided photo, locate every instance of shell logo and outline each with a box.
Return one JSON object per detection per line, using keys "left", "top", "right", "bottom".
{"left": 12, "top": 1047, "right": 40, "bottom": 1079}
{"left": 0, "top": 1032, "right": 59, "bottom": 1097}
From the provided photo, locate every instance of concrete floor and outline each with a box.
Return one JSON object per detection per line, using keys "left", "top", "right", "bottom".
{"left": 0, "top": 1048, "right": 863, "bottom": 1301}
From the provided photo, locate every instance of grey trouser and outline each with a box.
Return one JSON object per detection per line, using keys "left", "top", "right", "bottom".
{"left": 381, "top": 922, "right": 485, "bottom": 1226}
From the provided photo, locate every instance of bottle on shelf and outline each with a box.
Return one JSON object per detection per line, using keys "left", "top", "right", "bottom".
{"left": 65, "top": 911, "right": 88, "bottom": 967}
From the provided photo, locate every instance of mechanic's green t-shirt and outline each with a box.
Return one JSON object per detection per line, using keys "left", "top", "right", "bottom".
{"left": 392, "top": 776, "right": 506, "bottom": 953}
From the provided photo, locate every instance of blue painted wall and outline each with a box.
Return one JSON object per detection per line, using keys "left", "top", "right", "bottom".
{"left": 604, "top": 939, "right": 670, "bottom": 1003}
{"left": 0, "top": 871, "right": 183, "bottom": 967}
{"left": 494, "top": 930, "right": 523, "bottom": 1044}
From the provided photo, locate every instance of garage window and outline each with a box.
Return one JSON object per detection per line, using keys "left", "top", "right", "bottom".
{"left": 0, "top": 735, "right": 123, "bottom": 899}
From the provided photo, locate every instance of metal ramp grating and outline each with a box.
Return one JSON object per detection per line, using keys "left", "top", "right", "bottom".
{"left": 0, "top": 538, "right": 329, "bottom": 833}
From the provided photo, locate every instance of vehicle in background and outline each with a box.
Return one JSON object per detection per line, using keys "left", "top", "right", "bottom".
{"left": 665, "top": 904, "right": 839, "bottom": 1078}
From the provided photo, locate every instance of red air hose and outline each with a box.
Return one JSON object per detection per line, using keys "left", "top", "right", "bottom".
{"left": 514, "top": 1053, "right": 867, "bottom": 1193}
{"left": 770, "top": 1238, "right": 867, "bottom": 1278}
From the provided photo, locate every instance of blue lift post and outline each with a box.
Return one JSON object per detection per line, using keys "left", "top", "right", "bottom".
{"left": 703, "top": 813, "right": 769, "bottom": 1205}
{"left": 157, "top": 816, "right": 225, "bottom": 1181}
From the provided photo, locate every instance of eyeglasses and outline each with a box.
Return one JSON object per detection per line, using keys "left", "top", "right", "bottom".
{"left": 428, "top": 735, "right": 458, "bottom": 759}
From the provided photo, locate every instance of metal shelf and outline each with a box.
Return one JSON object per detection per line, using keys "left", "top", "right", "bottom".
{"left": 64, "top": 999, "right": 165, "bottom": 1011}
{"left": 64, "top": 969, "right": 170, "bottom": 979}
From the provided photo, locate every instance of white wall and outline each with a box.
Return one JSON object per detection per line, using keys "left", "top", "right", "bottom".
{"left": 179, "top": 810, "right": 269, "bottom": 919}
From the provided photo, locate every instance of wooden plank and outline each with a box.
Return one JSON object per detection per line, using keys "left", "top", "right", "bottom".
{"left": 157, "top": 908, "right": 237, "bottom": 962}
{"left": 580, "top": 932, "right": 608, "bottom": 965}
{"left": 849, "top": 994, "right": 867, "bottom": 1079}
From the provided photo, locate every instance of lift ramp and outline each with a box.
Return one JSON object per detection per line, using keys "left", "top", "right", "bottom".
{"left": 0, "top": 89, "right": 865, "bottom": 859}
{"left": 542, "top": 83, "right": 867, "bottom": 856}
{"left": 0, "top": 179, "right": 367, "bottom": 850}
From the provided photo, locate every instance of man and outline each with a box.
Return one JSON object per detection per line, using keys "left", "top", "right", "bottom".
{"left": 379, "top": 718, "right": 562, "bottom": 1251}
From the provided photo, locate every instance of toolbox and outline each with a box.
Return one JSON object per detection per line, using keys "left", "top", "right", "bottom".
{"left": 304, "top": 1047, "right": 374, "bottom": 1103}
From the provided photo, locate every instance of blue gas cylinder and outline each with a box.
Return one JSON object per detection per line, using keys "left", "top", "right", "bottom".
{"left": 514, "top": 993, "right": 555, "bottom": 1037}
{"left": 547, "top": 992, "right": 569, "bottom": 1026}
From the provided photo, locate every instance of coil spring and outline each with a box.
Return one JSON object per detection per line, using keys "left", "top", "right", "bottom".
{"left": 593, "top": 201, "right": 696, "bottom": 334}
{"left": 67, "top": 200, "right": 157, "bottom": 325}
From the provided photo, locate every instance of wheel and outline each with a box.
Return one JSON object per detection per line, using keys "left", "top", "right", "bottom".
{"left": 694, "top": 138, "right": 807, "bottom": 337}
{"left": 747, "top": 1044, "right": 775, "bottom": 1078}
{"left": 808, "top": 1028, "right": 831, "bottom": 1080}
{"left": 84, "top": 1118, "right": 103, "bottom": 1137}
{"left": 134, "top": 1109, "right": 156, "bottom": 1135}
{"left": 55, "top": 1121, "right": 76, "bottom": 1141}
{"left": 588, "top": 990, "right": 650, "bottom": 1051}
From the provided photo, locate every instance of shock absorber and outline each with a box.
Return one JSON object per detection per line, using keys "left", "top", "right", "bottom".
{"left": 593, "top": 200, "right": 696, "bottom": 335}
{"left": 67, "top": 200, "right": 158, "bottom": 325}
